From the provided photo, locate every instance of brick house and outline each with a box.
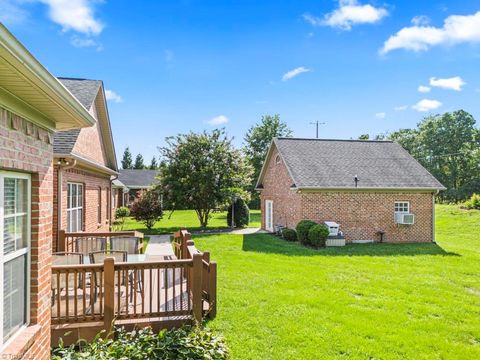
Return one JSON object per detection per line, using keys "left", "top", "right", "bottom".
{"left": 116, "top": 169, "right": 158, "bottom": 206}
{"left": 256, "top": 138, "right": 445, "bottom": 243}
{"left": 0, "top": 24, "right": 96, "bottom": 358}
{"left": 52, "top": 78, "right": 118, "bottom": 252}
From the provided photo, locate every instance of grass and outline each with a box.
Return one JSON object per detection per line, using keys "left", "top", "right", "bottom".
{"left": 193, "top": 204, "right": 480, "bottom": 359}
{"left": 122, "top": 209, "right": 260, "bottom": 234}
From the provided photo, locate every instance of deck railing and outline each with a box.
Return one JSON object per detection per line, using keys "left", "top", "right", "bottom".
{"left": 58, "top": 229, "right": 145, "bottom": 254}
{"left": 51, "top": 229, "right": 216, "bottom": 346}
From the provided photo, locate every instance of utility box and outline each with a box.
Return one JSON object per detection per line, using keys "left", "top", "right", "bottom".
{"left": 324, "top": 221, "right": 340, "bottom": 236}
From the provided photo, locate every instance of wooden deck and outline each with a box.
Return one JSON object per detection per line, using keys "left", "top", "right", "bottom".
{"left": 51, "top": 230, "right": 216, "bottom": 346}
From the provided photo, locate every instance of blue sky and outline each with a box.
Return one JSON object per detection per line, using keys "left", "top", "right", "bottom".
{"left": 2, "top": 0, "right": 480, "bottom": 163}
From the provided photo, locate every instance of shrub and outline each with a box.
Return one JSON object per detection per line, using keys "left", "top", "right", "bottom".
{"left": 115, "top": 206, "right": 130, "bottom": 220}
{"left": 52, "top": 326, "right": 229, "bottom": 360}
{"left": 282, "top": 228, "right": 297, "bottom": 242}
{"left": 296, "top": 220, "right": 317, "bottom": 243}
{"left": 308, "top": 224, "right": 330, "bottom": 248}
{"left": 227, "top": 197, "right": 250, "bottom": 228}
{"left": 464, "top": 193, "right": 480, "bottom": 210}
{"left": 130, "top": 190, "right": 163, "bottom": 229}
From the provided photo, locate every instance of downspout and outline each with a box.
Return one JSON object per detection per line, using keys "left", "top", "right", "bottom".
{"left": 432, "top": 190, "right": 438, "bottom": 243}
{"left": 56, "top": 158, "right": 76, "bottom": 250}
{"left": 110, "top": 174, "right": 119, "bottom": 231}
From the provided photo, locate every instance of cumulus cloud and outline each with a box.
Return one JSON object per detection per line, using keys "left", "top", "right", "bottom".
{"left": 412, "top": 99, "right": 442, "bottom": 112}
{"left": 411, "top": 15, "right": 430, "bottom": 26}
{"left": 418, "top": 85, "right": 431, "bottom": 93}
{"left": 39, "top": 0, "right": 104, "bottom": 35}
{"left": 304, "top": 0, "right": 388, "bottom": 30}
{"left": 429, "top": 76, "right": 465, "bottom": 91}
{"left": 282, "top": 67, "right": 311, "bottom": 81}
{"left": 105, "top": 90, "right": 123, "bottom": 103}
{"left": 381, "top": 11, "right": 480, "bottom": 54}
{"left": 207, "top": 115, "right": 229, "bottom": 126}
{"left": 375, "top": 112, "right": 386, "bottom": 119}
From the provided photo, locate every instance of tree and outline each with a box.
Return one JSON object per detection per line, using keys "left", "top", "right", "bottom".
{"left": 227, "top": 197, "right": 250, "bottom": 228}
{"left": 134, "top": 154, "right": 145, "bottom": 169}
{"left": 243, "top": 115, "right": 292, "bottom": 208}
{"left": 159, "top": 129, "right": 252, "bottom": 227}
{"left": 389, "top": 110, "right": 480, "bottom": 202}
{"left": 149, "top": 156, "right": 158, "bottom": 170}
{"left": 358, "top": 134, "right": 370, "bottom": 140}
{"left": 121, "top": 147, "right": 133, "bottom": 169}
{"left": 130, "top": 189, "right": 163, "bottom": 229}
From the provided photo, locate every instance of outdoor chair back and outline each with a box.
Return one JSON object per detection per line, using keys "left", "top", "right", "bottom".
{"left": 110, "top": 236, "right": 140, "bottom": 254}
{"left": 75, "top": 237, "right": 106, "bottom": 256}
{"left": 51, "top": 252, "right": 84, "bottom": 304}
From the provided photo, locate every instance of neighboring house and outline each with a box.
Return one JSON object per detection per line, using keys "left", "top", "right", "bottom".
{"left": 256, "top": 138, "right": 445, "bottom": 243}
{"left": 52, "top": 78, "right": 118, "bottom": 252}
{"left": 0, "top": 25, "right": 95, "bottom": 358}
{"left": 117, "top": 169, "right": 158, "bottom": 206}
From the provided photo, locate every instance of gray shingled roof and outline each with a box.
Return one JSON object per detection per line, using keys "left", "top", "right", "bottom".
{"left": 58, "top": 78, "right": 101, "bottom": 109}
{"left": 118, "top": 170, "right": 158, "bottom": 188}
{"left": 268, "top": 138, "right": 445, "bottom": 190}
{"left": 54, "top": 78, "right": 101, "bottom": 155}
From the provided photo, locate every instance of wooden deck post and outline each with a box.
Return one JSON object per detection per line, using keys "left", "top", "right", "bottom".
{"left": 209, "top": 262, "right": 217, "bottom": 319}
{"left": 103, "top": 257, "right": 115, "bottom": 334}
{"left": 191, "top": 253, "right": 203, "bottom": 323}
{"left": 58, "top": 229, "right": 66, "bottom": 252}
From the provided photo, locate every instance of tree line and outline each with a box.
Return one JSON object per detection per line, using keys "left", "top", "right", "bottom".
{"left": 121, "top": 147, "right": 160, "bottom": 170}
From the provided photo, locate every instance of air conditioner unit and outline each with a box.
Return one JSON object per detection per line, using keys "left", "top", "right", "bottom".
{"left": 324, "top": 221, "right": 340, "bottom": 236}
{"left": 395, "top": 213, "right": 415, "bottom": 225}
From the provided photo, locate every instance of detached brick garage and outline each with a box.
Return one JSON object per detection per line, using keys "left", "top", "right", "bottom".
{"left": 256, "top": 138, "right": 445, "bottom": 243}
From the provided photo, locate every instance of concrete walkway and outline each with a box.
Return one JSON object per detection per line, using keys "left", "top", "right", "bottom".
{"left": 145, "top": 234, "right": 175, "bottom": 258}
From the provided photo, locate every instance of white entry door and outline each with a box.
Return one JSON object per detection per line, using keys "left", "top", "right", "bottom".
{"left": 265, "top": 200, "right": 273, "bottom": 232}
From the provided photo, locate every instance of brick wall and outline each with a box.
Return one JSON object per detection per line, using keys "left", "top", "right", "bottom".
{"left": 259, "top": 143, "right": 435, "bottom": 243}
{"left": 52, "top": 166, "right": 111, "bottom": 251}
{"left": 301, "top": 191, "right": 434, "bottom": 243}
{"left": 259, "top": 146, "right": 302, "bottom": 229}
{"left": 0, "top": 108, "right": 53, "bottom": 359}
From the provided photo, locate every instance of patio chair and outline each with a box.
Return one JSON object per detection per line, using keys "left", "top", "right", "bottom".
{"left": 51, "top": 252, "right": 84, "bottom": 306}
{"left": 89, "top": 250, "right": 128, "bottom": 303}
{"left": 75, "top": 237, "right": 106, "bottom": 257}
{"left": 110, "top": 236, "right": 141, "bottom": 254}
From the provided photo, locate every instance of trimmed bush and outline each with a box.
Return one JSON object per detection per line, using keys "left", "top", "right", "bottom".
{"left": 52, "top": 326, "right": 229, "bottom": 360}
{"left": 227, "top": 197, "right": 250, "bottom": 228}
{"left": 308, "top": 224, "right": 330, "bottom": 248}
{"left": 282, "top": 228, "right": 297, "bottom": 242}
{"left": 115, "top": 206, "right": 130, "bottom": 219}
{"left": 296, "top": 220, "right": 317, "bottom": 244}
{"left": 130, "top": 190, "right": 163, "bottom": 229}
{"left": 464, "top": 193, "right": 480, "bottom": 210}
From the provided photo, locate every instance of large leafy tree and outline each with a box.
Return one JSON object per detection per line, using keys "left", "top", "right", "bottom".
{"left": 134, "top": 154, "right": 145, "bottom": 169}
{"left": 389, "top": 110, "right": 480, "bottom": 201}
{"left": 121, "top": 147, "right": 133, "bottom": 169}
{"left": 159, "top": 129, "right": 252, "bottom": 227}
{"left": 243, "top": 115, "right": 292, "bottom": 207}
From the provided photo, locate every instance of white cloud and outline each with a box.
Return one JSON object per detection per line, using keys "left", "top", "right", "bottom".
{"left": 375, "top": 112, "right": 386, "bottom": 119}
{"left": 417, "top": 85, "right": 431, "bottom": 93}
{"left": 207, "top": 115, "right": 229, "bottom": 126}
{"left": 381, "top": 11, "right": 480, "bottom": 54}
{"left": 412, "top": 99, "right": 442, "bottom": 112}
{"left": 70, "top": 36, "right": 103, "bottom": 50}
{"left": 39, "top": 0, "right": 104, "bottom": 35}
{"left": 429, "top": 76, "right": 465, "bottom": 91}
{"left": 304, "top": 0, "right": 388, "bottom": 31}
{"left": 394, "top": 105, "right": 408, "bottom": 111}
{"left": 282, "top": 67, "right": 311, "bottom": 81}
{"left": 105, "top": 90, "right": 123, "bottom": 103}
{"left": 411, "top": 15, "right": 430, "bottom": 26}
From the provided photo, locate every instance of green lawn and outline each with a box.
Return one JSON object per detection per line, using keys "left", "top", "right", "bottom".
{"left": 193, "top": 204, "right": 480, "bottom": 359}
{"left": 122, "top": 209, "right": 261, "bottom": 234}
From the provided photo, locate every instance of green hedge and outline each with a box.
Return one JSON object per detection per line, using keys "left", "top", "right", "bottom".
{"left": 282, "top": 228, "right": 297, "bottom": 242}
{"left": 52, "top": 326, "right": 229, "bottom": 360}
{"left": 296, "top": 220, "right": 317, "bottom": 243}
{"left": 308, "top": 224, "right": 330, "bottom": 248}
{"left": 227, "top": 197, "right": 250, "bottom": 227}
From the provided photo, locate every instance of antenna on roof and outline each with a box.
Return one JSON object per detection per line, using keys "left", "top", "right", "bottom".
{"left": 354, "top": 175, "right": 359, "bottom": 188}
{"left": 309, "top": 121, "right": 325, "bottom": 139}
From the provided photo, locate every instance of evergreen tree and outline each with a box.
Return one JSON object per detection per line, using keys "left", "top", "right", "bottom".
{"left": 149, "top": 156, "right": 158, "bottom": 170}
{"left": 121, "top": 147, "right": 133, "bottom": 169}
{"left": 134, "top": 154, "right": 145, "bottom": 169}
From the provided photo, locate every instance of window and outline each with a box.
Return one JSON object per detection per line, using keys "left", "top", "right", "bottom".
{"left": 98, "top": 187, "right": 102, "bottom": 224}
{"left": 394, "top": 201, "right": 410, "bottom": 214}
{"left": 67, "top": 183, "right": 83, "bottom": 232}
{"left": 106, "top": 188, "right": 110, "bottom": 221}
{"left": 0, "top": 172, "right": 30, "bottom": 345}
{"left": 275, "top": 154, "right": 281, "bottom": 165}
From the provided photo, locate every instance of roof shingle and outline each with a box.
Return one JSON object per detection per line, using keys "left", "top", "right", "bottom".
{"left": 269, "top": 138, "right": 445, "bottom": 190}
{"left": 118, "top": 169, "right": 158, "bottom": 188}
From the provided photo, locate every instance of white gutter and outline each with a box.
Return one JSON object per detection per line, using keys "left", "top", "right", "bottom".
{"left": 54, "top": 152, "right": 118, "bottom": 176}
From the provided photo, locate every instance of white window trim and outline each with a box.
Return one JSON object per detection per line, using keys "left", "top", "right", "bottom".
{"left": 67, "top": 183, "right": 83, "bottom": 232}
{"left": 0, "top": 171, "right": 31, "bottom": 349}
{"left": 394, "top": 201, "right": 410, "bottom": 214}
